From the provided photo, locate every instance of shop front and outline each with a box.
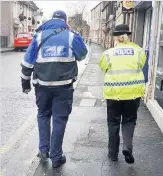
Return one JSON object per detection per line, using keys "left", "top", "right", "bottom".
{"left": 146, "top": 1, "right": 163, "bottom": 133}
{"left": 155, "top": 13, "right": 163, "bottom": 108}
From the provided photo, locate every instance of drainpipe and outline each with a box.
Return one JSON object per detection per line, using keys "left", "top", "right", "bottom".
{"left": 100, "top": 9, "right": 103, "bottom": 45}
{"left": 98, "top": 9, "right": 101, "bottom": 44}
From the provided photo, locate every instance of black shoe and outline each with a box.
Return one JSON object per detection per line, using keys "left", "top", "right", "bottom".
{"left": 108, "top": 153, "right": 118, "bottom": 161}
{"left": 122, "top": 150, "right": 135, "bottom": 164}
{"left": 37, "top": 152, "right": 49, "bottom": 162}
{"left": 52, "top": 155, "right": 66, "bottom": 168}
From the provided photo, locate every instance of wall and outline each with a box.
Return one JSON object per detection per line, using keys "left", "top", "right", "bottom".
{"left": 0, "top": 1, "right": 10, "bottom": 36}
{"left": 0, "top": 1, "right": 11, "bottom": 47}
{"left": 90, "top": 2, "right": 105, "bottom": 44}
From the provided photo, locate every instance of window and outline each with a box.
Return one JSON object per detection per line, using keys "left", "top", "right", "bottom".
{"left": 155, "top": 3, "right": 163, "bottom": 108}
{"left": 15, "top": 2, "right": 18, "bottom": 17}
{"left": 17, "top": 33, "right": 30, "bottom": 38}
{"left": 143, "top": 9, "right": 152, "bottom": 49}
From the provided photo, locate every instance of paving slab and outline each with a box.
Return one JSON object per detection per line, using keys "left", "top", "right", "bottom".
{"left": 79, "top": 98, "right": 96, "bottom": 107}
{"left": 71, "top": 145, "right": 107, "bottom": 163}
{"left": 34, "top": 161, "right": 102, "bottom": 176}
{"left": 70, "top": 107, "right": 106, "bottom": 123}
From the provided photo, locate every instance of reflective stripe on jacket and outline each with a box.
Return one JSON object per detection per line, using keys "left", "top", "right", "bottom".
{"left": 99, "top": 42, "right": 146, "bottom": 100}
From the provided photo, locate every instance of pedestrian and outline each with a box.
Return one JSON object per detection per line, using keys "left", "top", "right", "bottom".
{"left": 21, "top": 10, "right": 87, "bottom": 168}
{"left": 99, "top": 24, "right": 146, "bottom": 164}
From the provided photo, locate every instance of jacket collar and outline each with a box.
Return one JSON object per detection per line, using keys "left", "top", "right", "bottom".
{"left": 35, "top": 19, "right": 67, "bottom": 32}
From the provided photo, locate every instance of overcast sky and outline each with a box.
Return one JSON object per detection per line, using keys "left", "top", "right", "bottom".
{"left": 34, "top": 1, "right": 100, "bottom": 20}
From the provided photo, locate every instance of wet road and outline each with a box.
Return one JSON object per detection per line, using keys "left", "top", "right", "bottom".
{"left": 1, "top": 51, "right": 36, "bottom": 146}
{"left": 0, "top": 51, "right": 37, "bottom": 175}
{"left": 1, "top": 51, "right": 34, "bottom": 139}
{"left": 0, "top": 49, "right": 89, "bottom": 176}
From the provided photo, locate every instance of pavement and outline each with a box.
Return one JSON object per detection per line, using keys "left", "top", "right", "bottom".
{"left": 0, "top": 47, "right": 14, "bottom": 53}
{"left": 1, "top": 44, "right": 163, "bottom": 176}
{"left": 32, "top": 44, "right": 163, "bottom": 176}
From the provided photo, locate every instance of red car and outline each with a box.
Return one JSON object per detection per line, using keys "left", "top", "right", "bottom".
{"left": 14, "top": 32, "right": 33, "bottom": 51}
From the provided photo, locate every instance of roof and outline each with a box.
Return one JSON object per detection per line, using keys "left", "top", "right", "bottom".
{"left": 91, "top": 1, "right": 103, "bottom": 12}
{"left": 18, "top": 1, "right": 39, "bottom": 11}
{"left": 101, "top": 2, "right": 109, "bottom": 12}
{"left": 29, "top": 1, "right": 39, "bottom": 10}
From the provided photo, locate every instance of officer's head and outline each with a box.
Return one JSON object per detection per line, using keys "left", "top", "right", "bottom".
{"left": 113, "top": 24, "right": 132, "bottom": 44}
{"left": 52, "top": 10, "right": 67, "bottom": 22}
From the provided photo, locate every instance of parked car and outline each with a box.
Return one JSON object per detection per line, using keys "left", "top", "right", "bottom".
{"left": 14, "top": 32, "right": 33, "bottom": 51}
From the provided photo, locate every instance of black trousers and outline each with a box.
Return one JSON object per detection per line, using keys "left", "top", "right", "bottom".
{"left": 107, "top": 98, "right": 140, "bottom": 158}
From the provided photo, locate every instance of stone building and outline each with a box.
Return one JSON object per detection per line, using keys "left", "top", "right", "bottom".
{"left": 68, "top": 14, "right": 90, "bottom": 39}
{"left": 0, "top": 1, "right": 43, "bottom": 48}
{"left": 101, "top": 1, "right": 117, "bottom": 48}
{"left": 90, "top": 2, "right": 106, "bottom": 44}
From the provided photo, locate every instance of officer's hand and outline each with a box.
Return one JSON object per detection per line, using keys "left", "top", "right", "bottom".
{"left": 21, "top": 78, "right": 31, "bottom": 94}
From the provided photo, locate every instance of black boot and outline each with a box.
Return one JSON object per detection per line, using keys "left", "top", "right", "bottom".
{"left": 37, "top": 152, "right": 49, "bottom": 162}
{"left": 122, "top": 149, "right": 135, "bottom": 164}
{"left": 52, "top": 155, "right": 66, "bottom": 168}
{"left": 108, "top": 153, "right": 118, "bottom": 161}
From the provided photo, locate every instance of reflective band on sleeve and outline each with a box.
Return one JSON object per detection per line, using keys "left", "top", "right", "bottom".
{"left": 37, "top": 32, "right": 42, "bottom": 59}
{"left": 69, "top": 32, "right": 74, "bottom": 48}
{"left": 32, "top": 78, "right": 74, "bottom": 86}
{"left": 21, "top": 73, "right": 31, "bottom": 80}
{"left": 107, "top": 69, "right": 142, "bottom": 75}
{"left": 36, "top": 57, "right": 75, "bottom": 63}
{"left": 69, "top": 32, "right": 74, "bottom": 57}
{"left": 104, "top": 80, "right": 145, "bottom": 87}
{"left": 21, "top": 60, "right": 34, "bottom": 68}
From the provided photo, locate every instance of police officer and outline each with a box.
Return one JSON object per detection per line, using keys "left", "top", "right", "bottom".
{"left": 99, "top": 24, "right": 146, "bottom": 164}
{"left": 21, "top": 10, "right": 87, "bottom": 168}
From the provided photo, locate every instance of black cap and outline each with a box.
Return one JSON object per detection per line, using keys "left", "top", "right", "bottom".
{"left": 113, "top": 24, "right": 132, "bottom": 36}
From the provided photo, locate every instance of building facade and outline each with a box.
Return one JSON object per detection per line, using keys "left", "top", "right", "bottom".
{"left": 0, "top": 1, "right": 12, "bottom": 48}
{"left": 101, "top": 1, "right": 117, "bottom": 48}
{"left": 90, "top": 2, "right": 106, "bottom": 44}
{"left": 145, "top": 1, "right": 163, "bottom": 133}
{"left": 0, "top": 1, "right": 43, "bottom": 48}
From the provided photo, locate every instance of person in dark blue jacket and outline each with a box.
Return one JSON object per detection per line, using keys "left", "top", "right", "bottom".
{"left": 21, "top": 10, "right": 88, "bottom": 168}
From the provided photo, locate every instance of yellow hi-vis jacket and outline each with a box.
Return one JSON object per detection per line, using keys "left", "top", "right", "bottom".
{"left": 99, "top": 42, "right": 146, "bottom": 100}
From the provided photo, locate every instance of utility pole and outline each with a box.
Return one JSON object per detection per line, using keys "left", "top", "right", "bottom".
{"left": 9, "top": 1, "right": 14, "bottom": 47}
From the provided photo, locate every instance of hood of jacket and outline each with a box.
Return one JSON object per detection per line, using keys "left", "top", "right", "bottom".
{"left": 35, "top": 19, "right": 67, "bottom": 32}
